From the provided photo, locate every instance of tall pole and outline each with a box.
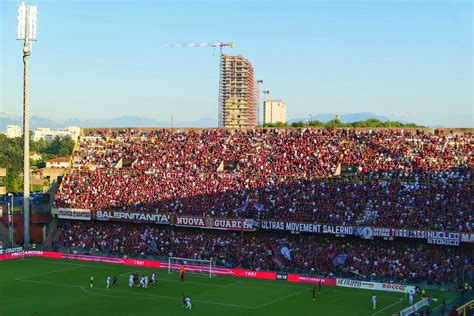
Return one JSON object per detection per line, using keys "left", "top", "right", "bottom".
{"left": 22, "top": 7, "right": 32, "bottom": 247}
{"left": 262, "top": 90, "right": 270, "bottom": 124}
{"left": 10, "top": 195, "right": 14, "bottom": 247}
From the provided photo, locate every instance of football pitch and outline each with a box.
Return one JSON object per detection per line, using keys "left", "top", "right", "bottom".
{"left": 0, "top": 257, "right": 455, "bottom": 316}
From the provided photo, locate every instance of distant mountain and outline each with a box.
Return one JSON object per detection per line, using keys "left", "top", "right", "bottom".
{"left": 167, "top": 117, "right": 218, "bottom": 128}
{"left": 30, "top": 115, "right": 63, "bottom": 130}
{"left": 0, "top": 112, "right": 218, "bottom": 132}
{"left": 63, "top": 116, "right": 160, "bottom": 128}
{"left": 0, "top": 112, "right": 63, "bottom": 131}
{"left": 62, "top": 116, "right": 218, "bottom": 128}
{"left": 1, "top": 112, "right": 435, "bottom": 132}
{"left": 289, "top": 112, "right": 392, "bottom": 123}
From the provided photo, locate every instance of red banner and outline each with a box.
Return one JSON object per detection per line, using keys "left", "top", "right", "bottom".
{"left": 230, "top": 269, "right": 277, "bottom": 280}
{"left": 287, "top": 274, "right": 337, "bottom": 286}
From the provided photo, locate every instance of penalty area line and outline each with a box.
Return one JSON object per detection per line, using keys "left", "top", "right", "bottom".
{"left": 15, "top": 265, "right": 88, "bottom": 280}
{"left": 254, "top": 288, "right": 308, "bottom": 309}
{"left": 16, "top": 278, "right": 255, "bottom": 310}
{"left": 371, "top": 298, "right": 404, "bottom": 316}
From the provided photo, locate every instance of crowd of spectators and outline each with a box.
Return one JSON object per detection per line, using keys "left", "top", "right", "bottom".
{"left": 54, "top": 128, "right": 473, "bottom": 231}
{"left": 55, "top": 220, "right": 472, "bottom": 283}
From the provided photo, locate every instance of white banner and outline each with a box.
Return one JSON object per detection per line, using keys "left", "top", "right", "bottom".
{"left": 398, "top": 298, "right": 429, "bottom": 316}
{"left": 336, "top": 278, "right": 415, "bottom": 293}
{"left": 57, "top": 208, "right": 91, "bottom": 220}
{"left": 0, "top": 247, "right": 23, "bottom": 255}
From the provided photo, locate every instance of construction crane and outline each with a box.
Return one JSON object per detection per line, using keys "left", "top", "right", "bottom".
{"left": 166, "top": 42, "right": 235, "bottom": 54}
{"left": 166, "top": 42, "right": 235, "bottom": 127}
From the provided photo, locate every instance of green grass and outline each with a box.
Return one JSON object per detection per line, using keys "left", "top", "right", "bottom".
{"left": 0, "top": 257, "right": 456, "bottom": 316}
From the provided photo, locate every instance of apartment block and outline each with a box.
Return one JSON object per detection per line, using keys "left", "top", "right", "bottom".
{"left": 220, "top": 54, "right": 257, "bottom": 128}
{"left": 263, "top": 100, "right": 287, "bottom": 124}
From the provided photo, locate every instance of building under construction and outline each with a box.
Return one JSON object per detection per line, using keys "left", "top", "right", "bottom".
{"left": 219, "top": 54, "right": 257, "bottom": 128}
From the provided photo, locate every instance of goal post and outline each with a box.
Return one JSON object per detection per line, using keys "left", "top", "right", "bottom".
{"left": 168, "top": 257, "right": 215, "bottom": 278}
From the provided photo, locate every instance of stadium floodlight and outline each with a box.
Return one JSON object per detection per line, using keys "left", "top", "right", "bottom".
{"left": 16, "top": 2, "right": 38, "bottom": 247}
{"left": 17, "top": 2, "right": 38, "bottom": 41}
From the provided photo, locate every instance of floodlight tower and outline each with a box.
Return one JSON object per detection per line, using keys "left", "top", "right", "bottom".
{"left": 17, "top": 2, "right": 38, "bottom": 247}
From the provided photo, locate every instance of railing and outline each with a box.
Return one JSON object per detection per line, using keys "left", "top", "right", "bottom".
{"left": 457, "top": 299, "right": 474, "bottom": 316}
{"left": 426, "top": 293, "right": 474, "bottom": 316}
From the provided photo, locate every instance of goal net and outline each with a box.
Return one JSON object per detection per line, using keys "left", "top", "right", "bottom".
{"left": 168, "top": 257, "right": 216, "bottom": 278}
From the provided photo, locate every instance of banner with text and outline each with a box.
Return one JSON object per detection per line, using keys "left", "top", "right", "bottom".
{"left": 95, "top": 211, "right": 171, "bottom": 225}
{"left": 287, "top": 275, "right": 337, "bottom": 286}
{"left": 259, "top": 219, "right": 473, "bottom": 245}
{"left": 174, "top": 215, "right": 256, "bottom": 231}
{"left": 336, "top": 278, "right": 415, "bottom": 293}
{"left": 57, "top": 208, "right": 91, "bottom": 221}
{"left": 260, "top": 220, "right": 353, "bottom": 235}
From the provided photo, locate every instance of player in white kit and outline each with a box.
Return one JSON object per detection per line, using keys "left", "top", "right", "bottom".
{"left": 106, "top": 275, "right": 111, "bottom": 289}
{"left": 372, "top": 294, "right": 376, "bottom": 310}
{"left": 129, "top": 274, "right": 134, "bottom": 288}
{"left": 144, "top": 276, "right": 149, "bottom": 288}
{"left": 409, "top": 289, "right": 415, "bottom": 305}
{"left": 185, "top": 296, "right": 192, "bottom": 310}
{"left": 151, "top": 272, "right": 156, "bottom": 288}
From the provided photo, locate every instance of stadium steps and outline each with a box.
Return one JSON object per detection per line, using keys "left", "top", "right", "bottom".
{"left": 43, "top": 217, "right": 58, "bottom": 249}
{"left": 0, "top": 221, "right": 12, "bottom": 247}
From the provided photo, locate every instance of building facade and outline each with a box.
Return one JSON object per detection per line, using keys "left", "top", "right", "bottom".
{"left": 220, "top": 54, "right": 257, "bottom": 128}
{"left": 5, "top": 125, "right": 21, "bottom": 138}
{"left": 263, "top": 100, "right": 287, "bottom": 124}
{"left": 45, "top": 157, "right": 70, "bottom": 168}
{"left": 33, "top": 126, "right": 80, "bottom": 142}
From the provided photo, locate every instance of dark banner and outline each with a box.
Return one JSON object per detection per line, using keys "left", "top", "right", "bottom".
{"left": 79, "top": 210, "right": 474, "bottom": 246}
{"left": 259, "top": 220, "right": 472, "bottom": 246}
{"left": 260, "top": 220, "right": 353, "bottom": 235}
{"left": 174, "top": 215, "right": 256, "bottom": 231}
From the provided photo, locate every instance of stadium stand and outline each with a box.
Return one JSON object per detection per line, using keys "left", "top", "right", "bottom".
{"left": 54, "top": 128, "right": 473, "bottom": 231}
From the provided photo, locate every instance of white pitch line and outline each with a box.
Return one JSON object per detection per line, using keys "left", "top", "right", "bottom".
{"left": 371, "top": 298, "right": 404, "bottom": 316}
{"left": 13, "top": 257, "right": 403, "bottom": 308}
{"left": 254, "top": 288, "right": 308, "bottom": 309}
{"left": 155, "top": 277, "right": 238, "bottom": 288}
{"left": 19, "top": 259, "right": 238, "bottom": 288}
{"left": 15, "top": 265, "right": 88, "bottom": 280}
{"left": 117, "top": 269, "right": 239, "bottom": 288}
{"left": 328, "top": 288, "right": 401, "bottom": 301}
{"left": 16, "top": 278, "right": 84, "bottom": 289}
{"left": 80, "top": 286, "right": 157, "bottom": 300}
{"left": 19, "top": 258, "right": 132, "bottom": 271}
{"left": 16, "top": 278, "right": 255, "bottom": 310}
{"left": 220, "top": 280, "right": 243, "bottom": 288}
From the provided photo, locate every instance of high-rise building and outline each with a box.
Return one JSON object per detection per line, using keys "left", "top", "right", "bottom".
{"left": 263, "top": 100, "right": 287, "bottom": 124}
{"left": 220, "top": 54, "right": 257, "bottom": 128}
{"left": 5, "top": 125, "right": 22, "bottom": 138}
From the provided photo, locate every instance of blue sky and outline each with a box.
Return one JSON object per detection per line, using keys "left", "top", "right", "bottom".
{"left": 1, "top": 0, "right": 472, "bottom": 127}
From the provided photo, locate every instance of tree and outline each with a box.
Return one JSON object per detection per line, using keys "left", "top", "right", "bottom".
{"left": 0, "top": 134, "right": 75, "bottom": 192}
